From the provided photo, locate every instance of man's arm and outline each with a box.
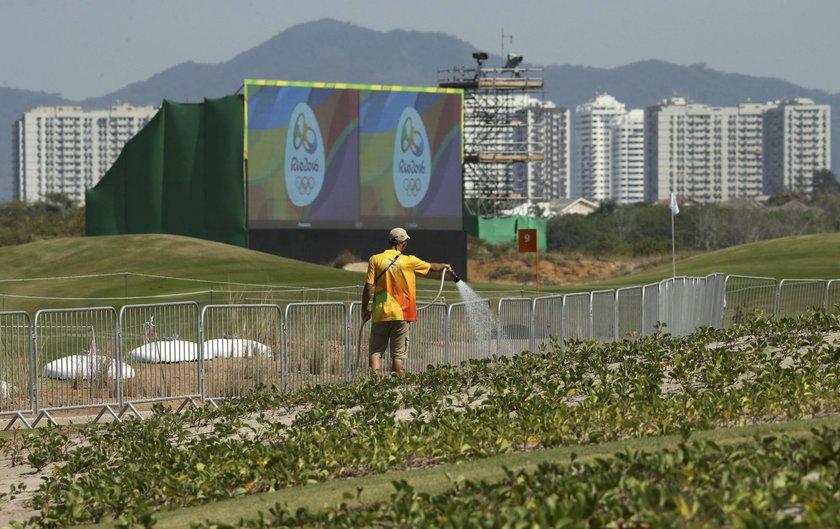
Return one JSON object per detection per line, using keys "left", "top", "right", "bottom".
{"left": 361, "top": 282, "right": 374, "bottom": 322}
{"left": 429, "top": 262, "right": 453, "bottom": 274}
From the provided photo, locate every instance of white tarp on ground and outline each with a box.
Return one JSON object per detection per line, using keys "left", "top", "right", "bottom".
{"left": 41, "top": 355, "right": 135, "bottom": 380}
{"left": 0, "top": 380, "right": 15, "bottom": 398}
{"left": 125, "top": 340, "right": 202, "bottom": 363}
{"left": 202, "top": 338, "right": 273, "bottom": 359}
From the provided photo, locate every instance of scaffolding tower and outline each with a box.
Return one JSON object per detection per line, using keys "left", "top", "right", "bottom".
{"left": 439, "top": 53, "right": 545, "bottom": 216}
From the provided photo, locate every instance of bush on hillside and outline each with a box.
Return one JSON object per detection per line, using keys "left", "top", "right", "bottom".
{"left": 546, "top": 199, "right": 837, "bottom": 257}
{"left": 0, "top": 194, "right": 84, "bottom": 246}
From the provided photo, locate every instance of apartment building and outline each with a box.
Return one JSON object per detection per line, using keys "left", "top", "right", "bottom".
{"left": 575, "top": 93, "right": 627, "bottom": 201}
{"left": 644, "top": 98, "right": 770, "bottom": 203}
{"left": 609, "top": 109, "right": 645, "bottom": 204}
{"left": 574, "top": 93, "right": 647, "bottom": 205}
{"left": 14, "top": 104, "right": 158, "bottom": 205}
{"left": 513, "top": 97, "right": 571, "bottom": 201}
{"left": 762, "top": 98, "right": 831, "bottom": 196}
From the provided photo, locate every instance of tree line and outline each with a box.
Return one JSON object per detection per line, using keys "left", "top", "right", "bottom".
{"left": 0, "top": 193, "right": 84, "bottom": 247}
{"left": 547, "top": 170, "right": 840, "bottom": 256}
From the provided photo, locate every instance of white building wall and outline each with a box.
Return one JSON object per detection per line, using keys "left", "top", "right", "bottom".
{"left": 15, "top": 104, "right": 158, "bottom": 205}
{"left": 517, "top": 101, "right": 570, "bottom": 200}
{"left": 645, "top": 98, "right": 770, "bottom": 203}
{"left": 609, "top": 109, "right": 645, "bottom": 204}
{"left": 544, "top": 105, "right": 571, "bottom": 199}
{"left": 509, "top": 95, "right": 571, "bottom": 204}
{"left": 575, "top": 93, "right": 626, "bottom": 201}
{"left": 762, "top": 98, "right": 831, "bottom": 196}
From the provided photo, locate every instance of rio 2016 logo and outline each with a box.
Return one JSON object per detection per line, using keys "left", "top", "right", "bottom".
{"left": 285, "top": 103, "right": 325, "bottom": 207}
{"left": 393, "top": 107, "right": 431, "bottom": 208}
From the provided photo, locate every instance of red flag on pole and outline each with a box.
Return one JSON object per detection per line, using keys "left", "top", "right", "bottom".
{"left": 518, "top": 229, "right": 537, "bottom": 253}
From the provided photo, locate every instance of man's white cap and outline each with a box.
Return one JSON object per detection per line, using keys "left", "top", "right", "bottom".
{"left": 389, "top": 227, "right": 411, "bottom": 243}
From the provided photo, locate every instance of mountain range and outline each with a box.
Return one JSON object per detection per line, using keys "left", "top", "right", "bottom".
{"left": 1, "top": 18, "right": 837, "bottom": 202}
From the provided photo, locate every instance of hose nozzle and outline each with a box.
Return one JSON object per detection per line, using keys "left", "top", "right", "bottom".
{"left": 448, "top": 270, "right": 461, "bottom": 283}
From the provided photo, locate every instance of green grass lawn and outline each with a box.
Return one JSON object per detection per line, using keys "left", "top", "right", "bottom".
{"left": 1, "top": 232, "right": 839, "bottom": 313}
{"left": 0, "top": 234, "right": 373, "bottom": 313}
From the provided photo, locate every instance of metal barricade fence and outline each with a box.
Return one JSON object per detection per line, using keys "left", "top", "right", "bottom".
{"left": 591, "top": 290, "right": 616, "bottom": 342}
{"left": 775, "top": 279, "right": 827, "bottom": 319}
{"left": 411, "top": 301, "right": 448, "bottom": 372}
{"left": 34, "top": 307, "right": 119, "bottom": 424}
{"left": 671, "top": 277, "right": 689, "bottom": 336}
{"left": 497, "top": 298, "right": 532, "bottom": 357}
{"left": 118, "top": 302, "right": 201, "bottom": 414}
{"left": 563, "top": 293, "right": 590, "bottom": 341}
{"left": 723, "top": 275, "right": 778, "bottom": 327}
{"left": 284, "top": 302, "right": 347, "bottom": 391}
{"left": 11, "top": 273, "right": 840, "bottom": 424}
{"left": 690, "top": 276, "right": 713, "bottom": 331}
{"left": 617, "top": 287, "right": 643, "bottom": 338}
{"left": 642, "top": 282, "right": 660, "bottom": 335}
{"left": 828, "top": 280, "right": 840, "bottom": 311}
{"left": 446, "top": 299, "right": 493, "bottom": 365}
{"left": 671, "top": 277, "right": 705, "bottom": 337}
{"left": 533, "top": 295, "right": 563, "bottom": 352}
{"left": 703, "top": 274, "right": 726, "bottom": 329}
{"left": 1, "top": 312, "right": 34, "bottom": 429}
{"left": 657, "top": 278, "right": 675, "bottom": 333}
{"left": 347, "top": 302, "right": 369, "bottom": 381}
{"left": 199, "top": 304, "right": 283, "bottom": 403}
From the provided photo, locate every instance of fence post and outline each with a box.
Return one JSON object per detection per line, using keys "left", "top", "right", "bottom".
{"left": 774, "top": 280, "right": 783, "bottom": 319}
{"left": 560, "top": 295, "right": 566, "bottom": 347}
{"left": 444, "top": 305, "right": 451, "bottom": 365}
{"left": 529, "top": 298, "right": 536, "bottom": 354}
{"left": 613, "top": 290, "right": 619, "bottom": 342}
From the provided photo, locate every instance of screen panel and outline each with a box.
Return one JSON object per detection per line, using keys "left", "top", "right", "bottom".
{"left": 247, "top": 84, "right": 359, "bottom": 228}
{"left": 359, "top": 89, "right": 462, "bottom": 229}
{"left": 245, "top": 80, "right": 462, "bottom": 231}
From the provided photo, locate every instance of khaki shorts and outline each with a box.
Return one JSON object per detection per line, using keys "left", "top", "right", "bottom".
{"left": 369, "top": 320, "right": 410, "bottom": 361}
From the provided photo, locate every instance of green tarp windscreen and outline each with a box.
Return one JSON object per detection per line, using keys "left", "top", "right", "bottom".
{"left": 85, "top": 96, "right": 247, "bottom": 247}
{"left": 464, "top": 215, "right": 547, "bottom": 251}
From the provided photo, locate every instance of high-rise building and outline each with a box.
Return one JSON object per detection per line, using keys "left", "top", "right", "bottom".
{"left": 14, "top": 104, "right": 158, "bottom": 205}
{"left": 762, "top": 98, "right": 831, "bottom": 196}
{"left": 513, "top": 97, "right": 570, "bottom": 201}
{"left": 575, "top": 93, "right": 627, "bottom": 202}
{"left": 644, "top": 98, "right": 770, "bottom": 203}
{"left": 609, "top": 109, "right": 645, "bottom": 204}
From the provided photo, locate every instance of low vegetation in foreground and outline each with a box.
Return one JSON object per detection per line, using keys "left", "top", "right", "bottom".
{"left": 1, "top": 311, "right": 839, "bottom": 527}
{"left": 194, "top": 429, "right": 840, "bottom": 528}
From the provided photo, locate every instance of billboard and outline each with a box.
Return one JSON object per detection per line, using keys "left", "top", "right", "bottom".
{"left": 245, "top": 80, "right": 463, "bottom": 230}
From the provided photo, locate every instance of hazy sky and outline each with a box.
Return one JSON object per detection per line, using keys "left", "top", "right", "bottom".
{"left": 2, "top": 0, "right": 838, "bottom": 100}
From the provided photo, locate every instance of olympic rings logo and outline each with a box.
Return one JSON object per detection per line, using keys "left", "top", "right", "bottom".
{"left": 296, "top": 175, "right": 315, "bottom": 195}
{"left": 293, "top": 112, "right": 317, "bottom": 154}
{"left": 285, "top": 102, "right": 324, "bottom": 207}
{"left": 400, "top": 117, "right": 424, "bottom": 156}
{"left": 403, "top": 177, "right": 423, "bottom": 196}
{"left": 393, "top": 107, "right": 430, "bottom": 209}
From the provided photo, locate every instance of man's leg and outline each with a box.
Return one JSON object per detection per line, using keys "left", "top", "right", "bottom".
{"left": 391, "top": 357, "right": 405, "bottom": 376}
{"left": 369, "top": 353, "right": 382, "bottom": 372}
{"left": 368, "top": 322, "right": 390, "bottom": 376}
{"left": 390, "top": 321, "right": 410, "bottom": 377}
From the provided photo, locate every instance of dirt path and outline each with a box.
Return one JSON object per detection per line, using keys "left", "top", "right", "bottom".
{"left": 467, "top": 254, "right": 667, "bottom": 286}
{"left": 346, "top": 254, "right": 667, "bottom": 286}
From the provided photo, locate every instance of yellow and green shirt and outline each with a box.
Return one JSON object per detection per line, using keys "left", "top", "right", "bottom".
{"left": 366, "top": 249, "right": 431, "bottom": 323}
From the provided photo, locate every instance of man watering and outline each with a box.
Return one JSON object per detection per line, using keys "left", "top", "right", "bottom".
{"left": 361, "top": 227, "right": 454, "bottom": 376}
